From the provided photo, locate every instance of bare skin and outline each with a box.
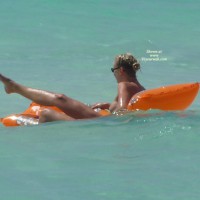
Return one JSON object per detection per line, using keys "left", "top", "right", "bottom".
{"left": 91, "top": 59, "right": 145, "bottom": 113}
{"left": 39, "top": 109, "right": 74, "bottom": 123}
{"left": 0, "top": 74, "right": 101, "bottom": 121}
{"left": 0, "top": 59, "right": 144, "bottom": 123}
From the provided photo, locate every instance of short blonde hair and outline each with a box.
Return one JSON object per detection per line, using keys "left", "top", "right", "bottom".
{"left": 116, "top": 53, "right": 140, "bottom": 72}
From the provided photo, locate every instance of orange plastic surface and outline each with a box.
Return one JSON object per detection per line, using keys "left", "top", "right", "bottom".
{"left": 127, "top": 82, "right": 199, "bottom": 111}
{"left": 1, "top": 82, "right": 199, "bottom": 127}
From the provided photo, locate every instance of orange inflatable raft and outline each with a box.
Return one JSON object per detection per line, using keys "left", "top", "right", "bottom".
{"left": 0, "top": 82, "right": 199, "bottom": 127}
{"left": 128, "top": 82, "right": 199, "bottom": 111}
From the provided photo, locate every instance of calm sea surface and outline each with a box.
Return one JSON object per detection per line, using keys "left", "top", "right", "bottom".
{"left": 0, "top": 0, "right": 200, "bottom": 199}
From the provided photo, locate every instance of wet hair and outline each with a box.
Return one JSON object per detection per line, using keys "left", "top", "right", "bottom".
{"left": 116, "top": 53, "right": 140, "bottom": 77}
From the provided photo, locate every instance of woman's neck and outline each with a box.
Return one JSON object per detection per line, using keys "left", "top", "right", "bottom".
{"left": 117, "top": 75, "right": 137, "bottom": 83}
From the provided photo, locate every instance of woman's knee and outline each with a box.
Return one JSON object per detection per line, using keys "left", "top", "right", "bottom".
{"left": 55, "top": 94, "right": 68, "bottom": 101}
{"left": 39, "top": 109, "right": 54, "bottom": 123}
{"left": 39, "top": 108, "right": 74, "bottom": 123}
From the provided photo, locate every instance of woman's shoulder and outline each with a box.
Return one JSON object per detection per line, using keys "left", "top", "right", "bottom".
{"left": 118, "top": 81, "right": 140, "bottom": 88}
{"left": 118, "top": 81, "right": 144, "bottom": 94}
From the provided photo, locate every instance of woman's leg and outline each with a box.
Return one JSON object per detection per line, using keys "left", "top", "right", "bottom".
{"left": 39, "top": 109, "right": 74, "bottom": 123}
{"left": 0, "top": 74, "right": 101, "bottom": 119}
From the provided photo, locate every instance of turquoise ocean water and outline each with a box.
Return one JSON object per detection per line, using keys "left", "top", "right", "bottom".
{"left": 0, "top": 0, "right": 200, "bottom": 199}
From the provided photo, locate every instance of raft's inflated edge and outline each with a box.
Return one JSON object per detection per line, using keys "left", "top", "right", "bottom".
{"left": 1, "top": 82, "right": 199, "bottom": 127}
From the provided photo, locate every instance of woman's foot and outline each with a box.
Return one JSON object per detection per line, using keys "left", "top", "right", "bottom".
{"left": 0, "top": 74, "right": 16, "bottom": 94}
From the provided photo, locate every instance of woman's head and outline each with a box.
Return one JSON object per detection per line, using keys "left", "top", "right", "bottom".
{"left": 113, "top": 53, "right": 140, "bottom": 78}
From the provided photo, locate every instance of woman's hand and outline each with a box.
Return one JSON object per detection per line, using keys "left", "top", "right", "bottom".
{"left": 91, "top": 102, "right": 110, "bottom": 110}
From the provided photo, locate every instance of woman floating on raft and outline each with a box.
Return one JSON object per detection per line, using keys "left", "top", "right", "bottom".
{"left": 0, "top": 53, "right": 145, "bottom": 124}
{"left": 1, "top": 53, "right": 199, "bottom": 127}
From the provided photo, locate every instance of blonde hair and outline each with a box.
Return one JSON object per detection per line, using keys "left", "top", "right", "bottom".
{"left": 116, "top": 53, "right": 140, "bottom": 74}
